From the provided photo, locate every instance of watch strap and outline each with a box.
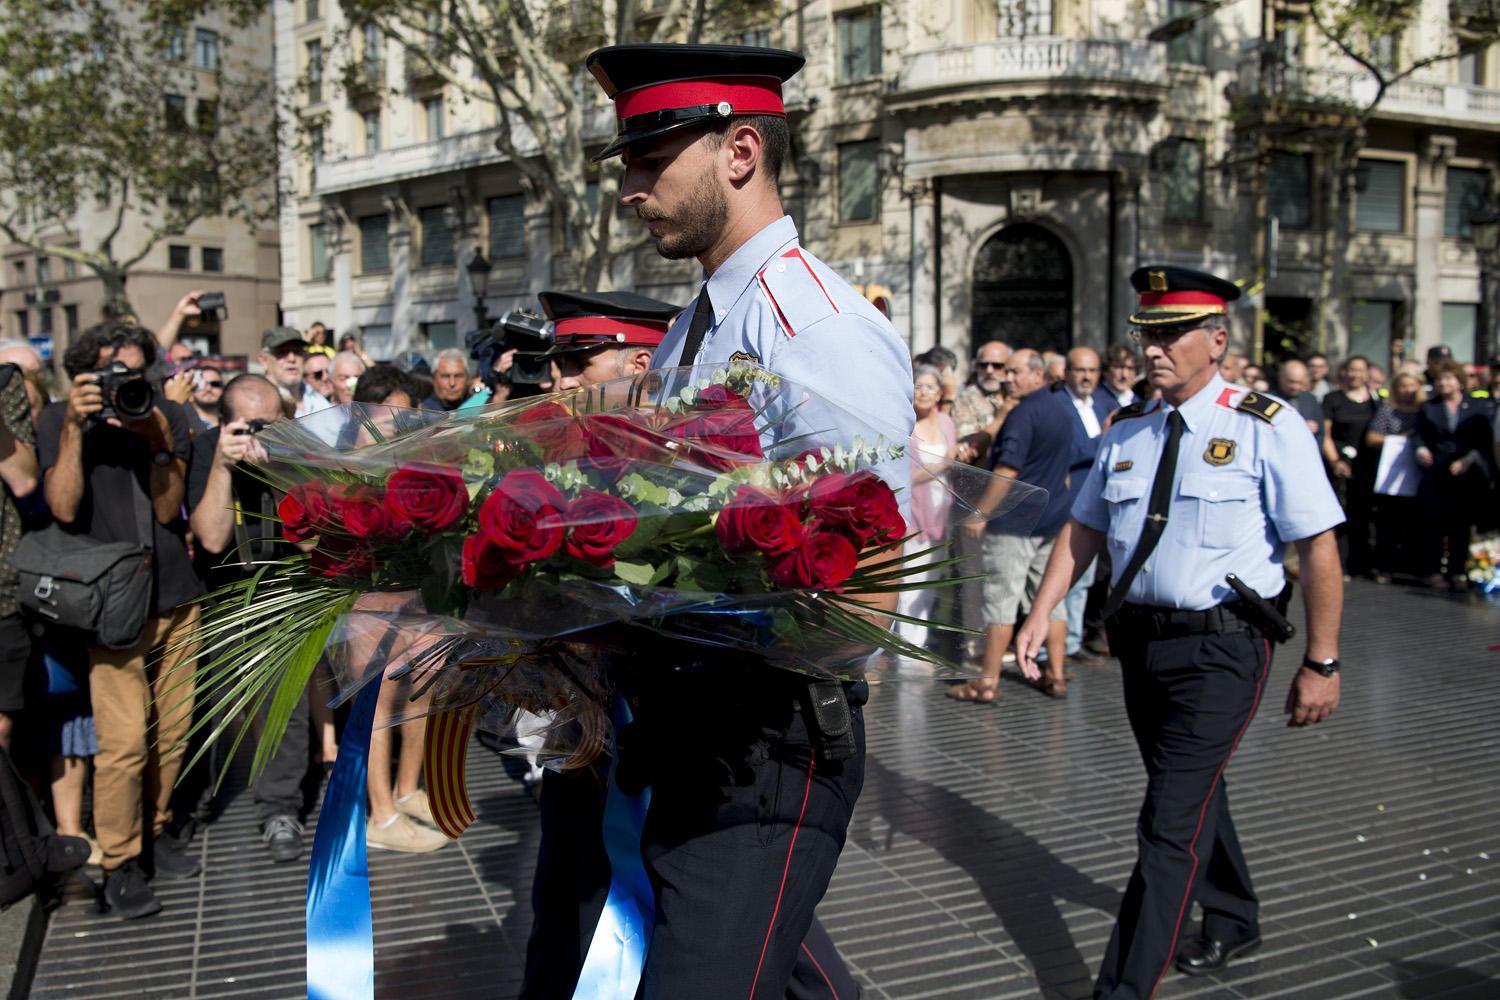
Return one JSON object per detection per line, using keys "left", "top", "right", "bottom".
{"left": 1302, "top": 655, "right": 1340, "bottom": 676}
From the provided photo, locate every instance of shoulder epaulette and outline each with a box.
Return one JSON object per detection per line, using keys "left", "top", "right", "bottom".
{"left": 1234, "top": 391, "right": 1284, "bottom": 424}
{"left": 1113, "top": 400, "right": 1150, "bottom": 422}
{"left": 757, "top": 248, "right": 840, "bottom": 338}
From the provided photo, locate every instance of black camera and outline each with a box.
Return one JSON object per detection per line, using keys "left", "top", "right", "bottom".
{"left": 194, "top": 292, "right": 227, "bottom": 321}
{"left": 465, "top": 311, "right": 555, "bottom": 386}
{"left": 232, "top": 419, "right": 270, "bottom": 436}
{"left": 90, "top": 362, "right": 156, "bottom": 422}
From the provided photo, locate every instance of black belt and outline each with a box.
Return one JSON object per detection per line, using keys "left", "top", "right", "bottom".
{"left": 1111, "top": 601, "right": 1255, "bottom": 639}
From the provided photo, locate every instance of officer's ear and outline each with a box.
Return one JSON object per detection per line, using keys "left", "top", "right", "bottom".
{"left": 626, "top": 348, "right": 654, "bottom": 376}
{"left": 1205, "top": 324, "right": 1230, "bottom": 363}
{"left": 724, "top": 123, "right": 764, "bottom": 186}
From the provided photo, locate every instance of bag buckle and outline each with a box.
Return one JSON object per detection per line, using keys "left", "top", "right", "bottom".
{"left": 33, "top": 576, "right": 54, "bottom": 602}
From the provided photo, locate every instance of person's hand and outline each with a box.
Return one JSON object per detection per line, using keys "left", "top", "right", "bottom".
{"left": 961, "top": 515, "right": 986, "bottom": 541}
{"left": 173, "top": 289, "right": 208, "bottom": 320}
{"left": 118, "top": 407, "right": 173, "bottom": 452}
{"left": 941, "top": 370, "right": 959, "bottom": 401}
{"left": 164, "top": 370, "right": 194, "bottom": 405}
{"left": 1448, "top": 453, "right": 1474, "bottom": 477}
{"left": 63, "top": 373, "right": 105, "bottom": 428}
{"left": 215, "top": 419, "right": 267, "bottom": 468}
{"left": 947, "top": 441, "right": 975, "bottom": 464}
{"left": 1415, "top": 446, "right": 1433, "bottom": 467}
{"left": 1285, "top": 668, "right": 1339, "bottom": 726}
{"left": 1013, "top": 615, "right": 1046, "bottom": 681}
{"left": 1332, "top": 458, "right": 1352, "bottom": 479}
{"left": 494, "top": 348, "right": 516, "bottom": 375}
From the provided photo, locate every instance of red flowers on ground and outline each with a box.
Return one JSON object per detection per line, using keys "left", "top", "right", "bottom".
{"left": 767, "top": 530, "right": 860, "bottom": 591}
{"left": 478, "top": 468, "right": 567, "bottom": 563}
{"left": 562, "top": 490, "right": 638, "bottom": 567}
{"left": 715, "top": 485, "right": 804, "bottom": 556}
{"left": 385, "top": 466, "right": 468, "bottom": 533}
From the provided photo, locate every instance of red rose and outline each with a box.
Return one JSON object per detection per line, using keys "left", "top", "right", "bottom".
{"left": 691, "top": 383, "right": 752, "bottom": 411}
{"left": 514, "top": 401, "right": 585, "bottom": 463}
{"left": 561, "top": 490, "right": 639, "bottom": 568}
{"left": 478, "top": 468, "right": 566, "bottom": 562}
{"left": 279, "top": 482, "right": 337, "bottom": 542}
{"left": 805, "top": 470, "right": 904, "bottom": 548}
{"left": 580, "top": 414, "right": 675, "bottom": 482}
{"left": 310, "top": 537, "right": 374, "bottom": 578}
{"left": 385, "top": 465, "right": 469, "bottom": 534}
{"left": 715, "top": 485, "right": 804, "bottom": 556}
{"left": 462, "top": 533, "right": 525, "bottom": 589}
{"left": 675, "top": 408, "right": 763, "bottom": 472}
{"left": 766, "top": 530, "right": 859, "bottom": 591}
{"left": 341, "top": 485, "right": 409, "bottom": 542}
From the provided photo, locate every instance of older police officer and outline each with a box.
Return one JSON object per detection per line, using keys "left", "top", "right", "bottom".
{"left": 1017, "top": 266, "right": 1345, "bottom": 999}
{"left": 572, "top": 42, "right": 913, "bottom": 1000}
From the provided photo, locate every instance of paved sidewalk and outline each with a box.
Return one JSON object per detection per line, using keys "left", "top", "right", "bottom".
{"left": 28, "top": 580, "right": 1500, "bottom": 999}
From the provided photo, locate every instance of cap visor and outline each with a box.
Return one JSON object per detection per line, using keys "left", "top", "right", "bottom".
{"left": 593, "top": 118, "right": 709, "bottom": 162}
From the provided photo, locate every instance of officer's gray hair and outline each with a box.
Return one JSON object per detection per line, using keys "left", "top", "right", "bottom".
{"left": 434, "top": 348, "right": 473, "bottom": 375}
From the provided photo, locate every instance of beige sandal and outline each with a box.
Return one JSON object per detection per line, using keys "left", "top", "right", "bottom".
{"left": 946, "top": 676, "right": 1001, "bottom": 704}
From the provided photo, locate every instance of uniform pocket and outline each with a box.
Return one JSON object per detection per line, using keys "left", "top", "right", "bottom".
{"left": 1102, "top": 477, "right": 1149, "bottom": 552}
{"left": 1178, "top": 473, "right": 1258, "bottom": 549}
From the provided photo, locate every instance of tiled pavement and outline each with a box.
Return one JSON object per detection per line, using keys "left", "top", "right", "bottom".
{"left": 29, "top": 580, "right": 1500, "bottom": 999}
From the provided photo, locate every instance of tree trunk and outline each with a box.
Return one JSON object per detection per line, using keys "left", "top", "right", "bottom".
{"left": 94, "top": 265, "right": 133, "bottom": 322}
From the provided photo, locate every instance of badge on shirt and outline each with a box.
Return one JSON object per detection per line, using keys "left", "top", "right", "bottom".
{"left": 1113, "top": 460, "right": 1133, "bottom": 472}
{"left": 729, "top": 351, "right": 761, "bottom": 364}
{"left": 1204, "top": 438, "right": 1236, "bottom": 466}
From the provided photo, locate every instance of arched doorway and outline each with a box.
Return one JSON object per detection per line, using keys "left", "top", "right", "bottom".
{"left": 971, "top": 224, "right": 1073, "bottom": 356}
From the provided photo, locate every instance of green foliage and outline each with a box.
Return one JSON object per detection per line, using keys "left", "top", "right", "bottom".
{"left": 0, "top": 0, "right": 280, "bottom": 312}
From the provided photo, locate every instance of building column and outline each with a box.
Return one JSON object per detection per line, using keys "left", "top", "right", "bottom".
{"left": 1111, "top": 171, "right": 1141, "bottom": 345}
{"left": 1412, "top": 136, "right": 1457, "bottom": 363}
{"left": 525, "top": 199, "right": 553, "bottom": 305}
{"left": 450, "top": 185, "right": 478, "bottom": 343}
{"left": 906, "top": 178, "right": 937, "bottom": 356}
{"left": 385, "top": 192, "right": 414, "bottom": 356}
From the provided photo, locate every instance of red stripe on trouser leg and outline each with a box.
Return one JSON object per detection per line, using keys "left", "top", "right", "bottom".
{"left": 799, "top": 941, "right": 840, "bottom": 1000}
{"left": 747, "top": 750, "right": 817, "bottom": 1000}
{"left": 1144, "top": 637, "right": 1269, "bottom": 1000}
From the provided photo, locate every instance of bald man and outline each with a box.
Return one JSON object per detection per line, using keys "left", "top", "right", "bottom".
{"left": 186, "top": 374, "right": 316, "bottom": 863}
{"left": 954, "top": 340, "right": 1017, "bottom": 464}
{"left": 1279, "top": 360, "right": 1323, "bottom": 442}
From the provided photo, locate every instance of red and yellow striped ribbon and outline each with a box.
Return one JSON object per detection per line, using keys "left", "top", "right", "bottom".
{"left": 423, "top": 704, "right": 479, "bottom": 840}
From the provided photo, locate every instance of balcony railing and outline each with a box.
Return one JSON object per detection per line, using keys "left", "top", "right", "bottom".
{"left": 1237, "top": 56, "right": 1500, "bottom": 125}
{"left": 897, "top": 37, "right": 1167, "bottom": 95}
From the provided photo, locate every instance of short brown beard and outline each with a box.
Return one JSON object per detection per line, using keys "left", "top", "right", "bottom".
{"left": 638, "top": 170, "right": 729, "bottom": 260}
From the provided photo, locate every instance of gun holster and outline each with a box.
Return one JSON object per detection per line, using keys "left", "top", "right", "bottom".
{"left": 800, "top": 679, "right": 857, "bottom": 763}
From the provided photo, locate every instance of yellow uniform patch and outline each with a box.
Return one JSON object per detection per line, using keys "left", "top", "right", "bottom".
{"left": 1204, "top": 439, "right": 1236, "bottom": 465}
{"left": 1113, "top": 460, "right": 1134, "bottom": 472}
{"left": 728, "top": 350, "right": 761, "bottom": 364}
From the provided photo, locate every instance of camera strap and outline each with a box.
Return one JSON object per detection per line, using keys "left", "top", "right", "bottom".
{"left": 130, "top": 463, "right": 155, "bottom": 555}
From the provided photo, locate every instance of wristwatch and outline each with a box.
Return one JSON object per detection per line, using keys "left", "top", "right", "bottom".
{"left": 1302, "top": 655, "right": 1340, "bottom": 677}
{"left": 152, "top": 450, "right": 173, "bottom": 467}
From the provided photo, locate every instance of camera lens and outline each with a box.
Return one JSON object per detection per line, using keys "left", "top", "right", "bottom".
{"left": 114, "top": 377, "right": 155, "bottom": 420}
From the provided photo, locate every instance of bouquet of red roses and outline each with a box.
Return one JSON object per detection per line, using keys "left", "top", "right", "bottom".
{"left": 181, "top": 363, "right": 1041, "bottom": 776}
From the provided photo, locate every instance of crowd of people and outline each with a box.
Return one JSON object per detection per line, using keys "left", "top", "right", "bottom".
{"left": 899, "top": 337, "right": 1500, "bottom": 698}
{"left": 0, "top": 289, "right": 532, "bottom": 922}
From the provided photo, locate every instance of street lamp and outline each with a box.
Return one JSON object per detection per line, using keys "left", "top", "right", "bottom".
{"left": 467, "top": 250, "right": 492, "bottom": 332}
{"left": 1471, "top": 205, "right": 1499, "bottom": 361}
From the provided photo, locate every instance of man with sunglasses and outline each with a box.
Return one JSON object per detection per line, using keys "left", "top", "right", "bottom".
{"left": 299, "top": 354, "right": 335, "bottom": 416}
{"left": 1015, "top": 266, "right": 1345, "bottom": 997}
{"left": 190, "top": 365, "right": 223, "bottom": 432}
{"left": 952, "top": 339, "right": 1016, "bottom": 463}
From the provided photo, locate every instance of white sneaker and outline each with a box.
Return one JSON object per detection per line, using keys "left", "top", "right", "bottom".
{"left": 395, "top": 789, "right": 436, "bottom": 826}
{"left": 366, "top": 813, "right": 448, "bottom": 853}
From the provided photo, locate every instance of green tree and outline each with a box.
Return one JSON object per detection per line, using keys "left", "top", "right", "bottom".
{"left": 1286, "top": 0, "right": 1499, "bottom": 350}
{"left": 0, "top": 0, "right": 280, "bottom": 316}
{"left": 334, "top": 0, "right": 778, "bottom": 292}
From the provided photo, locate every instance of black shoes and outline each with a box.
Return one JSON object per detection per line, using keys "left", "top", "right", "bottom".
{"left": 103, "top": 861, "right": 162, "bottom": 920}
{"left": 151, "top": 836, "right": 202, "bottom": 880}
{"left": 1176, "top": 931, "right": 1262, "bottom": 976}
{"left": 262, "top": 814, "right": 305, "bottom": 863}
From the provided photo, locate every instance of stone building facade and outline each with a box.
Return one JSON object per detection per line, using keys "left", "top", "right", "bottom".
{"left": 274, "top": 0, "right": 1500, "bottom": 369}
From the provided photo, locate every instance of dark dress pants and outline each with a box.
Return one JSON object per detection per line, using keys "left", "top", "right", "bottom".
{"left": 252, "top": 683, "right": 311, "bottom": 821}
{"left": 520, "top": 682, "right": 864, "bottom": 1000}
{"left": 1094, "top": 624, "right": 1271, "bottom": 1000}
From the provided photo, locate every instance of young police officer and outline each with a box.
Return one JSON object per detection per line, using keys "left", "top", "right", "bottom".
{"left": 1016, "top": 266, "right": 1345, "bottom": 998}
{"left": 560, "top": 43, "right": 914, "bottom": 999}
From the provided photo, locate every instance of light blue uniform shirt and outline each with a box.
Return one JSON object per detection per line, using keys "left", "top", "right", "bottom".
{"left": 651, "top": 215, "right": 915, "bottom": 510}
{"left": 1071, "top": 373, "right": 1344, "bottom": 609}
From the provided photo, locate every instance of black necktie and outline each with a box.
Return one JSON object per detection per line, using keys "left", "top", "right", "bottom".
{"left": 1101, "top": 408, "right": 1185, "bottom": 619}
{"left": 676, "top": 287, "right": 713, "bottom": 368}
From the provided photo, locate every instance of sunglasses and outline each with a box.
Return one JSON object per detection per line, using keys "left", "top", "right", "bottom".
{"left": 976, "top": 361, "right": 1005, "bottom": 371}
{"left": 200, "top": 380, "right": 223, "bottom": 389}
{"left": 306, "top": 369, "right": 330, "bottom": 380}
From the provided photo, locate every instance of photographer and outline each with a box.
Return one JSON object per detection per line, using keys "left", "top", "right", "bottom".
{"left": 0, "top": 362, "right": 39, "bottom": 755}
{"left": 458, "top": 313, "right": 557, "bottom": 411}
{"left": 37, "top": 321, "right": 204, "bottom": 920}
{"left": 187, "top": 374, "right": 314, "bottom": 863}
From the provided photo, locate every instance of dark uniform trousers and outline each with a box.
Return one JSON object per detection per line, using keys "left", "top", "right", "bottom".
{"left": 1094, "top": 614, "right": 1271, "bottom": 1000}
{"left": 521, "top": 665, "right": 864, "bottom": 1000}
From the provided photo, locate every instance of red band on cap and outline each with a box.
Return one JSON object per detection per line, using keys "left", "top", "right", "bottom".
{"left": 554, "top": 316, "right": 668, "bottom": 347}
{"left": 1138, "top": 291, "right": 1226, "bottom": 308}
{"left": 615, "top": 76, "right": 785, "bottom": 119}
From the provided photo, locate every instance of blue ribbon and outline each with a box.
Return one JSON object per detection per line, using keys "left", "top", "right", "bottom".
{"left": 572, "top": 699, "right": 655, "bottom": 999}
{"left": 307, "top": 679, "right": 380, "bottom": 1000}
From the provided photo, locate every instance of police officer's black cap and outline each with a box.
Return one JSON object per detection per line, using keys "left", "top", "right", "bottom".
{"left": 1128, "top": 265, "right": 1242, "bottom": 328}
{"left": 586, "top": 44, "right": 805, "bottom": 162}
{"left": 537, "top": 290, "right": 681, "bottom": 360}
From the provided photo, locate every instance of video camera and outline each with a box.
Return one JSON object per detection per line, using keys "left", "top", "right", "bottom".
{"left": 465, "top": 311, "right": 554, "bottom": 387}
{"left": 89, "top": 361, "right": 156, "bottom": 422}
